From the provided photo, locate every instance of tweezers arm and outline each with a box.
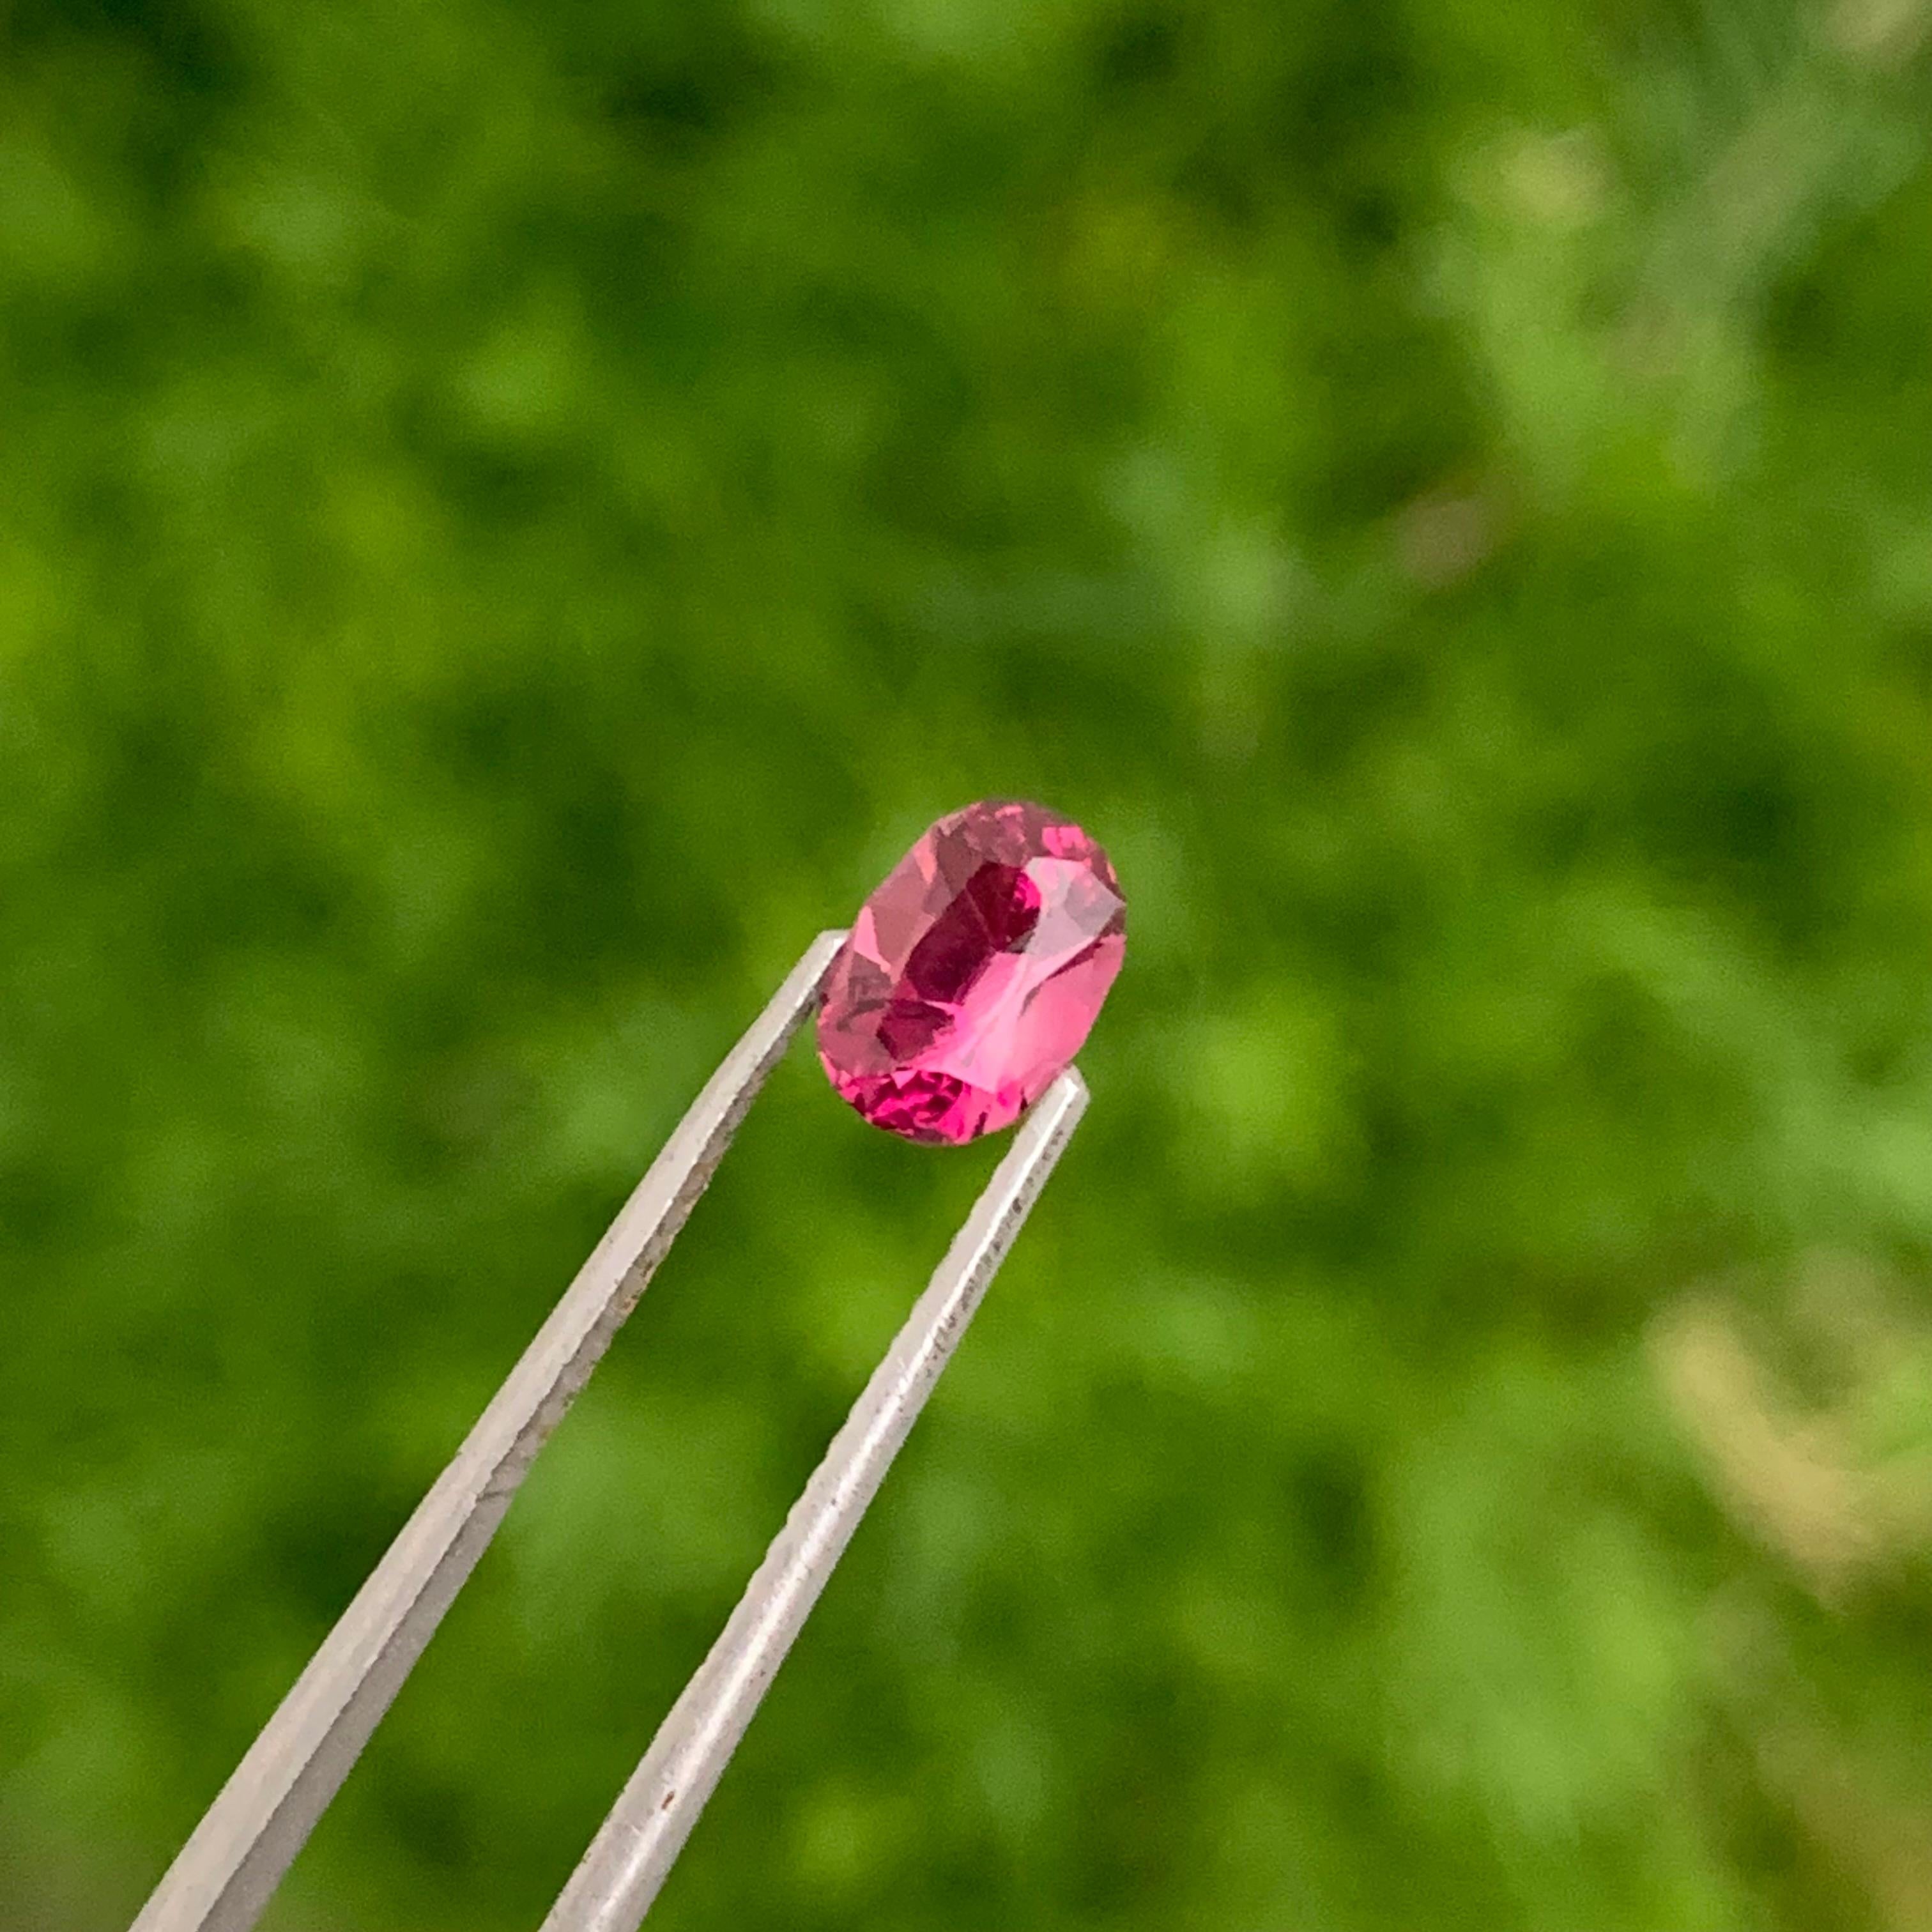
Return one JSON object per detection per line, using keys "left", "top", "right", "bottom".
{"left": 132, "top": 931, "right": 850, "bottom": 1932}
{"left": 541, "top": 1066, "right": 1091, "bottom": 1932}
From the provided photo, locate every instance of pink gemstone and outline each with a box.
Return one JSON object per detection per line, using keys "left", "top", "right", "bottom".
{"left": 817, "top": 800, "right": 1126, "bottom": 1144}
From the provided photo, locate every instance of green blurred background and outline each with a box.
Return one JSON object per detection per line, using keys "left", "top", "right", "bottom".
{"left": 5, "top": 0, "right": 1932, "bottom": 1926}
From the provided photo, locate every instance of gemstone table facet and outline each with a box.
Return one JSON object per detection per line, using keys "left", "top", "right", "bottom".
{"left": 818, "top": 800, "right": 1126, "bottom": 1144}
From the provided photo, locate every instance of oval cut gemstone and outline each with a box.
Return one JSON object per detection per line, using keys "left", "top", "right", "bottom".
{"left": 818, "top": 800, "right": 1126, "bottom": 1144}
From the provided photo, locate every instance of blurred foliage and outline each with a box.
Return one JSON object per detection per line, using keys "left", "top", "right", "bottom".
{"left": 4, "top": 0, "right": 1932, "bottom": 1926}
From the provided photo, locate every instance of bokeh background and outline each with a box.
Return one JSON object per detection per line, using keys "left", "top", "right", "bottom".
{"left": 6, "top": 0, "right": 1932, "bottom": 1926}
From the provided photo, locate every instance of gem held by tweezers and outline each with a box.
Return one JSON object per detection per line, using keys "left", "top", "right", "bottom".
{"left": 818, "top": 799, "right": 1126, "bottom": 1144}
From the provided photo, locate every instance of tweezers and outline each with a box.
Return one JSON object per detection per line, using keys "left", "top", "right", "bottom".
{"left": 128, "top": 930, "right": 1089, "bottom": 1932}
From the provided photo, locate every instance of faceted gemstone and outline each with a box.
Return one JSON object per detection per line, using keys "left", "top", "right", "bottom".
{"left": 818, "top": 800, "right": 1126, "bottom": 1144}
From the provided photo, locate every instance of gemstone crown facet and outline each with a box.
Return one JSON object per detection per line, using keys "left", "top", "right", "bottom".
{"left": 816, "top": 800, "right": 1126, "bottom": 1144}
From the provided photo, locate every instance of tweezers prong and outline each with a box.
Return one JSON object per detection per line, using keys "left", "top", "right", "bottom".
{"left": 540, "top": 1067, "right": 1089, "bottom": 1931}
{"left": 132, "top": 931, "right": 850, "bottom": 1932}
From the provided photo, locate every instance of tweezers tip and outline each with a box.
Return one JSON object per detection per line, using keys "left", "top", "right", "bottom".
{"left": 1032, "top": 1065, "right": 1091, "bottom": 1138}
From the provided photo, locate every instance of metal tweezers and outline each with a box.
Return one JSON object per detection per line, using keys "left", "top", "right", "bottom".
{"left": 130, "top": 930, "right": 1089, "bottom": 1932}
